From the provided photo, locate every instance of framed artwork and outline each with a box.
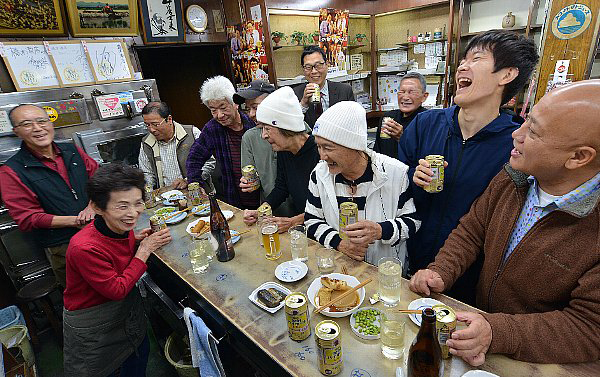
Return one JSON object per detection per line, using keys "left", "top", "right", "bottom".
{"left": 0, "top": 0, "right": 67, "bottom": 36}
{"left": 47, "top": 41, "right": 96, "bottom": 87}
{"left": 139, "top": 0, "right": 184, "bottom": 44}
{"left": 83, "top": 39, "right": 135, "bottom": 83}
{"left": 65, "top": 0, "right": 138, "bottom": 37}
{"left": 0, "top": 42, "right": 61, "bottom": 91}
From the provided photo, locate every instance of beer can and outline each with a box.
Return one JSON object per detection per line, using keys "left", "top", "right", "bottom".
{"left": 188, "top": 182, "right": 202, "bottom": 206}
{"left": 311, "top": 84, "right": 321, "bottom": 103}
{"left": 144, "top": 185, "right": 158, "bottom": 208}
{"left": 242, "top": 165, "right": 260, "bottom": 191}
{"left": 315, "top": 320, "right": 343, "bottom": 376}
{"left": 424, "top": 155, "right": 445, "bottom": 193}
{"left": 380, "top": 117, "right": 392, "bottom": 139}
{"left": 285, "top": 293, "right": 311, "bottom": 341}
{"left": 149, "top": 215, "right": 167, "bottom": 233}
{"left": 432, "top": 304, "right": 456, "bottom": 359}
{"left": 339, "top": 202, "right": 358, "bottom": 240}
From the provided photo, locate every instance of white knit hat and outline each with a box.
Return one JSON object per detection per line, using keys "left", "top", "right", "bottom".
{"left": 256, "top": 86, "right": 305, "bottom": 132}
{"left": 313, "top": 101, "right": 367, "bottom": 151}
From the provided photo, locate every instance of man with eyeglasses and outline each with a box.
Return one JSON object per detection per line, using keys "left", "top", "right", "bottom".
{"left": 139, "top": 102, "right": 215, "bottom": 191}
{"left": 292, "top": 45, "right": 355, "bottom": 127}
{"left": 373, "top": 72, "right": 429, "bottom": 159}
{"left": 0, "top": 104, "right": 99, "bottom": 289}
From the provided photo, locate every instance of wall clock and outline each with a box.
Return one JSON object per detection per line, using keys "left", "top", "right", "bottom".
{"left": 186, "top": 5, "right": 208, "bottom": 33}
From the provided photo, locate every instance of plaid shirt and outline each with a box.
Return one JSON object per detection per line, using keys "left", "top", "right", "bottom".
{"left": 504, "top": 171, "right": 600, "bottom": 261}
{"left": 186, "top": 112, "right": 255, "bottom": 207}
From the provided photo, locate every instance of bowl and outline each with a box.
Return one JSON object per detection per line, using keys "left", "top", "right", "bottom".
{"left": 350, "top": 307, "right": 381, "bottom": 340}
{"left": 306, "top": 273, "right": 365, "bottom": 318}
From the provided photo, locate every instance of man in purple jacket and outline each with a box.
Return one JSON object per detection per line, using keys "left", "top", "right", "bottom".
{"left": 186, "top": 76, "right": 259, "bottom": 209}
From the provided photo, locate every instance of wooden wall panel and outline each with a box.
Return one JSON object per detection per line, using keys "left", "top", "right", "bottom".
{"left": 263, "top": 0, "right": 448, "bottom": 14}
{"left": 534, "top": 0, "right": 600, "bottom": 102}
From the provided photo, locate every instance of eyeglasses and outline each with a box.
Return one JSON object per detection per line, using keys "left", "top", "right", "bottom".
{"left": 398, "top": 90, "right": 422, "bottom": 96}
{"left": 144, "top": 118, "right": 166, "bottom": 129}
{"left": 112, "top": 201, "right": 146, "bottom": 212}
{"left": 303, "top": 62, "right": 326, "bottom": 72}
{"left": 14, "top": 118, "right": 51, "bottom": 131}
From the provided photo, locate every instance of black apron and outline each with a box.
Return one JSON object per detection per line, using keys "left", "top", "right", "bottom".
{"left": 63, "top": 287, "right": 147, "bottom": 377}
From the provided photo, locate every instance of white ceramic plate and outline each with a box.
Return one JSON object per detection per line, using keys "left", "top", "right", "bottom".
{"left": 275, "top": 261, "right": 308, "bottom": 283}
{"left": 185, "top": 219, "right": 240, "bottom": 243}
{"left": 155, "top": 206, "right": 187, "bottom": 224}
{"left": 306, "top": 273, "right": 365, "bottom": 318}
{"left": 161, "top": 190, "right": 184, "bottom": 199}
{"left": 248, "top": 282, "right": 291, "bottom": 313}
{"left": 197, "top": 210, "right": 234, "bottom": 222}
{"left": 191, "top": 204, "right": 210, "bottom": 216}
{"left": 154, "top": 206, "right": 177, "bottom": 217}
{"left": 461, "top": 371, "right": 500, "bottom": 377}
{"left": 164, "top": 211, "right": 187, "bottom": 224}
{"left": 350, "top": 307, "right": 381, "bottom": 340}
{"left": 408, "top": 297, "right": 443, "bottom": 326}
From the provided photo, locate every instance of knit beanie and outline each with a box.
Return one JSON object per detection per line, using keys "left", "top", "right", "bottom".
{"left": 312, "top": 101, "right": 367, "bottom": 151}
{"left": 256, "top": 86, "right": 305, "bottom": 132}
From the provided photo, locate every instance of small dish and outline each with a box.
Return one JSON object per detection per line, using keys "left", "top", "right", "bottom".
{"left": 407, "top": 297, "right": 443, "bottom": 326}
{"left": 164, "top": 211, "right": 187, "bottom": 224}
{"left": 306, "top": 273, "right": 365, "bottom": 318}
{"left": 461, "top": 371, "right": 500, "bottom": 377}
{"left": 196, "top": 210, "right": 234, "bottom": 222}
{"left": 154, "top": 206, "right": 177, "bottom": 217}
{"left": 185, "top": 219, "right": 241, "bottom": 244}
{"left": 161, "top": 189, "right": 184, "bottom": 200}
{"left": 248, "top": 282, "right": 291, "bottom": 313}
{"left": 191, "top": 204, "right": 210, "bottom": 216}
{"left": 275, "top": 261, "right": 308, "bottom": 283}
{"left": 350, "top": 307, "right": 381, "bottom": 340}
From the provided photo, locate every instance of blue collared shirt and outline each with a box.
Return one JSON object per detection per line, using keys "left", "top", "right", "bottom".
{"left": 504, "top": 171, "right": 600, "bottom": 261}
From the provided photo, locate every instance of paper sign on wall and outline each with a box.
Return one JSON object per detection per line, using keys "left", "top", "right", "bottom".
{"left": 553, "top": 60, "right": 570, "bottom": 83}
{"left": 0, "top": 110, "right": 12, "bottom": 134}
{"left": 96, "top": 95, "right": 125, "bottom": 119}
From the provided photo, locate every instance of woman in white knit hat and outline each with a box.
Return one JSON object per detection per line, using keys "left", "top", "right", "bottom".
{"left": 243, "top": 86, "right": 320, "bottom": 232}
{"left": 306, "top": 101, "right": 420, "bottom": 268}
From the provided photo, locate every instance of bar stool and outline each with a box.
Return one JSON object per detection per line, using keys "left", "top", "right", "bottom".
{"left": 15, "top": 276, "right": 63, "bottom": 348}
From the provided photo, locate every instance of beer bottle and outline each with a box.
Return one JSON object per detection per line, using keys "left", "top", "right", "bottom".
{"left": 311, "top": 84, "right": 323, "bottom": 119}
{"left": 407, "top": 308, "right": 443, "bottom": 377}
{"left": 208, "top": 194, "right": 235, "bottom": 262}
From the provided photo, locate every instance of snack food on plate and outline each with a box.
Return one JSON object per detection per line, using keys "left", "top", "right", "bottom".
{"left": 257, "top": 288, "right": 287, "bottom": 308}
{"left": 192, "top": 220, "right": 207, "bottom": 234}
{"left": 316, "top": 277, "right": 359, "bottom": 312}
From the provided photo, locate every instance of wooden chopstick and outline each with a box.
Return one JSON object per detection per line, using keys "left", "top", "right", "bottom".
{"left": 397, "top": 310, "right": 423, "bottom": 314}
{"left": 162, "top": 207, "right": 191, "bottom": 220}
{"left": 236, "top": 229, "right": 252, "bottom": 236}
{"left": 315, "top": 278, "right": 372, "bottom": 314}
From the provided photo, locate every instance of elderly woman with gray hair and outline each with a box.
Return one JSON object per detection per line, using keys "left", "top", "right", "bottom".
{"left": 186, "top": 75, "right": 259, "bottom": 208}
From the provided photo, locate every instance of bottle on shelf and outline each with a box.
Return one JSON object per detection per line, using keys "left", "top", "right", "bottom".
{"left": 407, "top": 308, "right": 443, "bottom": 377}
{"left": 208, "top": 193, "right": 235, "bottom": 262}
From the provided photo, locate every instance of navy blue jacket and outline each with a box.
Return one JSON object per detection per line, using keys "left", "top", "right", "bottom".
{"left": 398, "top": 105, "right": 523, "bottom": 275}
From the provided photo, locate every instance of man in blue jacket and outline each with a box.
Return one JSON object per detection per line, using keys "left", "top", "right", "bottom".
{"left": 398, "top": 30, "right": 539, "bottom": 305}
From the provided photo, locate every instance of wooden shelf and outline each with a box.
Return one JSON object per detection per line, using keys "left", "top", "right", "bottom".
{"left": 273, "top": 45, "right": 305, "bottom": 51}
{"left": 396, "top": 38, "right": 446, "bottom": 47}
{"left": 462, "top": 25, "right": 543, "bottom": 38}
{"left": 348, "top": 44, "right": 367, "bottom": 49}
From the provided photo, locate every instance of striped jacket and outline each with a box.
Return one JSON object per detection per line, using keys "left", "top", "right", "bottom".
{"left": 305, "top": 149, "right": 420, "bottom": 267}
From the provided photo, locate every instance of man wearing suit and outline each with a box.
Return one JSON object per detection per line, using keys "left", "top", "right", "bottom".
{"left": 293, "top": 45, "right": 355, "bottom": 127}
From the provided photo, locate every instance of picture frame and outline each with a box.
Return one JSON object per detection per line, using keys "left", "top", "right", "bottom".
{"left": 47, "top": 41, "right": 97, "bottom": 87}
{"left": 83, "top": 39, "right": 135, "bottom": 83}
{"left": 64, "top": 0, "right": 138, "bottom": 37}
{"left": 138, "top": 0, "right": 185, "bottom": 44}
{"left": 0, "top": 42, "right": 62, "bottom": 91}
{"left": 0, "top": 0, "right": 67, "bottom": 36}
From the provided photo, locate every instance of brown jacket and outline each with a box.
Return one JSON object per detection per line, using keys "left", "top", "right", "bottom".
{"left": 429, "top": 165, "right": 600, "bottom": 363}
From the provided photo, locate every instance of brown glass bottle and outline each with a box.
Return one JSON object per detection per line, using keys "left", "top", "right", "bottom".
{"left": 208, "top": 194, "right": 235, "bottom": 262}
{"left": 407, "top": 308, "right": 443, "bottom": 377}
{"left": 311, "top": 84, "right": 323, "bottom": 119}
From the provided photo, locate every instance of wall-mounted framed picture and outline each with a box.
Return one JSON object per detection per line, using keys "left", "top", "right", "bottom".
{"left": 138, "top": 0, "right": 185, "bottom": 44}
{"left": 0, "top": 0, "right": 67, "bottom": 36}
{"left": 64, "top": 0, "right": 138, "bottom": 37}
{"left": 83, "top": 39, "right": 135, "bottom": 83}
{"left": 47, "top": 41, "right": 97, "bottom": 87}
{"left": 0, "top": 42, "right": 61, "bottom": 91}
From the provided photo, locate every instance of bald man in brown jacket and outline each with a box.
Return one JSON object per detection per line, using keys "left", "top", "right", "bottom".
{"left": 410, "top": 80, "right": 600, "bottom": 365}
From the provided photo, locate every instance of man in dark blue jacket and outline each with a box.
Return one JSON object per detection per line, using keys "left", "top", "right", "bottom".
{"left": 398, "top": 30, "right": 539, "bottom": 305}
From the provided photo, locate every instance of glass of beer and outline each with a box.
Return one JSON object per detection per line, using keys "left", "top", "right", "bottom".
{"left": 378, "top": 256, "right": 402, "bottom": 307}
{"left": 189, "top": 233, "right": 212, "bottom": 274}
{"left": 261, "top": 219, "right": 281, "bottom": 260}
{"left": 288, "top": 225, "right": 308, "bottom": 262}
{"left": 380, "top": 307, "right": 406, "bottom": 360}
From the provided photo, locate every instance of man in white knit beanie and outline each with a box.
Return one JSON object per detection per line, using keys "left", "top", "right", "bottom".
{"left": 306, "top": 101, "right": 421, "bottom": 268}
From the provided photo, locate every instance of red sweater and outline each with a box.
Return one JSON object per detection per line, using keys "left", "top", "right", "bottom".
{"left": 64, "top": 221, "right": 147, "bottom": 311}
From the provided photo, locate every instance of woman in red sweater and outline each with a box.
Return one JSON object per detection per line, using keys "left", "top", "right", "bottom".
{"left": 62, "top": 163, "right": 171, "bottom": 377}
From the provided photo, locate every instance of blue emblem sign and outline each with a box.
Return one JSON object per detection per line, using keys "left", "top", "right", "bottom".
{"left": 551, "top": 4, "right": 592, "bottom": 40}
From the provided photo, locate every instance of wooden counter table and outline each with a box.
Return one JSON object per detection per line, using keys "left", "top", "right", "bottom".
{"left": 136, "top": 201, "right": 600, "bottom": 377}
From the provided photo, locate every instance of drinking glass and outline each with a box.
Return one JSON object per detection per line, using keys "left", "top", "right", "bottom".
{"left": 316, "top": 247, "right": 335, "bottom": 275}
{"left": 261, "top": 219, "right": 281, "bottom": 260}
{"left": 288, "top": 225, "right": 308, "bottom": 262}
{"left": 189, "top": 234, "right": 212, "bottom": 274}
{"left": 378, "top": 256, "right": 402, "bottom": 307}
{"left": 380, "top": 307, "right": 406, "bottom": 360}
